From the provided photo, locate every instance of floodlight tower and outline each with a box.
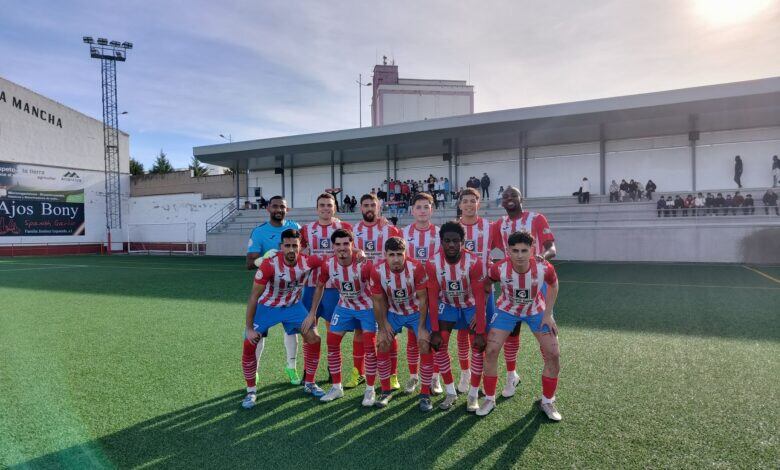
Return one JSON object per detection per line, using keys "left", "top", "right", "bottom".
{"left": 82, "top": 36, "right": 132, "bottom": 251}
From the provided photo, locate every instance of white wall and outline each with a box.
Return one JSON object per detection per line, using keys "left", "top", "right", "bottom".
{"left": 0, "top": 76, "right": 130, "bottom": 174}
{"left": 126, "top": 194, "right": 232, "bottom": 243}
{"left": 606, "top": 134, "right": 691, "bottom": 193}
{"left": 527, "top": 142, "right": 600, "bottom": 197}
{"left": 458, "top": 149, "right": 520, "bottom": 197}
{"left": 395, "top": 155, "right": 449, "bottom": 183}
{"left": 341, "top": 160, "right": 387, "bottom": 200}
{"left": 381, "top": 91, "right": 471, "bottom": 125}
{"left": 291, "top": 165, "right": 332, "bottom": 208}
{"left": 697, "top": 127, "right": 780, "bottom": 190}
{"left": 249, "top": 169, "right": 282, "bottom": 200}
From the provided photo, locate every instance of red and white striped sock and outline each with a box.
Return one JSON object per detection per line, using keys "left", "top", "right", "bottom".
{"left": 469, "top": 348, "right": 483, "bottom": 392}
{"left": 326, "top": 332, "right": 343, "bottom": 385}
{"left": 407, "top": 329, "right": 419, "bottom": 375}
{"left": 436, "top": 330, "right": 454, "bottom": 386}
{"left": 504, "top": 335, "right": 520, "bottom": 373}
{"left": 390, "top": 337, "right": 399, "bottom": 375}
{"left": 352, "top": 335, "right": 365, "bottom": 376}
{"left": 303, "top": 341, "right": 321, "bottom": 383}
{"left": 483, "top": 374, "right": 498, "bottom": 399}
{"left": 362, "top": 332, "right": 377, "bottom": 387}
{"left": 419, "top": 352, "right": 434, "bottom": 395}
{"left": 457, "top": 329, "right": 471, "bottom": 371}
{"left": 377, "top": 350, "right": 392, "bottom": 392}
{"left": 242, "top": 338, "right": 259, "bottom": 390}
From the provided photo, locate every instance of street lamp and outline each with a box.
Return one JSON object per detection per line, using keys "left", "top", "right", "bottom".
{"left": 356, "top": 74, "right": 372, "bottom": 128}
{"left": 219, "top": 133, "right": 232, "bottom": 143}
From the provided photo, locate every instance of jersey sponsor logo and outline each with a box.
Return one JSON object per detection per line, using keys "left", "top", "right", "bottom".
{"left": 446, "top": 280, "right": 462, "bottom": 293}
{"left": 415, "top": 247, "right": 428, "bottom": 259}
{"left": 465, "top": 240, "right": 476, "bottom": 251}
{"left": 513, "top": 288, "right": 531, "bottom": 304}
{"left": 318, "top": 239, "right": 331, "bottom": 249}
{"left": 341, "top": 281, "right": 355, "bottom": 292}
{"left": 392, "top": 288, "right": 408, "bottom": 301}
{"left": 364, "top": 240, "right": 376, "bottom": 251}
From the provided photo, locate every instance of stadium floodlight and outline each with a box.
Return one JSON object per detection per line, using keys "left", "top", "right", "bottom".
{"left": 83, "top": 35, "right": 133, "bottom": 250}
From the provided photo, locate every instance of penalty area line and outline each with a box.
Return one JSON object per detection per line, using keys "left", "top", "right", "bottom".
{"left": 741, "top": 265, "right": 780, "bottom": 286}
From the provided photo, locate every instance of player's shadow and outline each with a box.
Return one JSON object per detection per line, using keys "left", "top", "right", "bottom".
{"left": 11, "top": 383, "right": 548, "bottom": 469}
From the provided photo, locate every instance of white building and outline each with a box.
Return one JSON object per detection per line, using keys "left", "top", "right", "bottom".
{"left": 371, "top": 63, "right": 473, "bottom": 126}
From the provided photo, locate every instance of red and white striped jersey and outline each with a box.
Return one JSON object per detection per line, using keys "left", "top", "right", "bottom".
{"left": 300, "top": 220, "right": 353, "bottom": 286}
{"left": 369, "top": 259, "right": 428, "bottom": 315}
{"left": 488, "top": 258, "right": 557, "bottom": 317}
{"left": 353, "top": 221, "right": 402, "bottom": 262}
{"left": 460, "top": 216, "right": 495, "bottom": 270}
{"left": 425, "top": 250, "right": 483, "bottom": 308}
{"left": 490, "top": 212, "right": 554, "bottom": 257}
{"left": 318, "top": 256, "right": 373, "bottom": 310}
{"left": 402, "top": 223, "right": 439, "bottom": 262}
{"left": 254, "top": 253, "right": 324, "bottom": 307}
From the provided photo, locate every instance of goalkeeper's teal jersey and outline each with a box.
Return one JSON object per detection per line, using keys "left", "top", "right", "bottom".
{"left": 247, "top": 219, "right": 301, "bottom": 256}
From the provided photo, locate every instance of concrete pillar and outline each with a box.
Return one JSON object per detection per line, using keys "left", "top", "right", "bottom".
{"left": 600, "top": 124, "right": 606, "bottom": 195}
{"left": 290, "top": 154, "right": 295, "bottom": 207}
{"left": 690, "top": 130, "right": 700, "bottom": 191}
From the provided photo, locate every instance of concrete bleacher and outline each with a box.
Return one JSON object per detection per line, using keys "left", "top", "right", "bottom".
{"left": 206, "top": 191, "right": 780, "bottom": 263}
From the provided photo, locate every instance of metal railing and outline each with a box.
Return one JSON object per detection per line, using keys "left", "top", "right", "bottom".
{"left": 206, "top": 199, "right": 240, "bottom": 233}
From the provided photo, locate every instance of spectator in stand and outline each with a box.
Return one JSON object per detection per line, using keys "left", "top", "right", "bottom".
{"left": 636, "top": 180, "right": 645, "bottom": 201}
{"left": 656, "top": 196, "right": 666, "bottom": 217}
{"left": 705, "top": 192, "right": 715, "bottom": 215}
{"left": 401, "top": 180, "right": 410, "bottom": 201}
{"left": 427, "top": 174, "right": 436, "bottom": 193}
{"left": 480, "top": 172, "right": 491, "bottom": 199}
{"left": 645, "top": 179, "right": 657, "bottom": 200}
{"left": 763, "top": 189, "right": 779, "bottom": 215}
{"left": 684, "top": 194, "right": 695, "bottom": 216}
{"left": 673, "top": 195, "right": 684, "bottom": 217}
{"left": 732, "top": 192, "right": 744, "bottom": 215}
{"left": 734, "top": 156, "right": 743, "bottom": 188}
{"left": 382, "top": 179, "right": 389, "bottom": 197}
{"left": 629, "top": 179, "right": 639, "bottom": 201}
{"left": 257, "top": 196, "right": 268, "bottom": 209}
{"left": 342, "top": 193, "right": 350, "bottom": 212}
{"left": 619, "top": 179, "right": 629, "bottom": 202}
{"left": 609, "top": 180, "right": 619, "bottom": 202}
{"left": 724, "top": 193, "right": 734, "bottom": 216}
{"left": 580, "top": 177, "right": 591, "bottom": 204}
{"left": 694, "top": 192, "right": 705, "bottom": 216}
{"left": 496, "top": 185, "right": 504, "bottom": 207}
{"left": 444, "top": 177, "right": 451, "bottom": 202}
{"left": 743, "top": 194, "right": 754, "bottom": 215}
{"left": 435, "top": 191, "right": 445, "bottom": 209}
{"left": 714, "top": 193, "right": 725, "bottom": 215}
{"left": 773, "top": 155, "right": 780, "bottom": 188}
{"left": 350, "top": 195, "right": 357, "bottom": 212}
{"left": 665, "top": 196, "right": 673, "bottom": 217}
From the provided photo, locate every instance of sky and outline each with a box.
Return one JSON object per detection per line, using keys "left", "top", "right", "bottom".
{"left": 1, "top": 0, "right": 779, "bottom": 170}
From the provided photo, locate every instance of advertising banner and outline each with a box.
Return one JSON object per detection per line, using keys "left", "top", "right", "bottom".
{"left": 0, "top": 161, "right": 87, "bottom": 236}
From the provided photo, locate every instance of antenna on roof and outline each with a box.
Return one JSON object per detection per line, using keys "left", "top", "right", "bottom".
{"left": 382, "top": 55, "right": 387, "bottom": 65}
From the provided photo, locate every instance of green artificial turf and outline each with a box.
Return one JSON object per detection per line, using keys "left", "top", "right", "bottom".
{"left": 1, "top": 256, "right": 778, "bottom": 469}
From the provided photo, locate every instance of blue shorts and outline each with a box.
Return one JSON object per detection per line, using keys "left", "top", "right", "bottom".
{"left": 302, "top": 287, "right": 340, "bottom": 322}
{"left": 252, "top": 302, "right": 308, "bottom": 335}
{"left": 387, "top": 311, "right": 431, "bottom": 337}
{"left": 436, "top": 291, "right": 494, "bottom": 330}
{"left": 331, "top": 306, "right": 377, "bottom": 333}
{"left": 489, "top": 308, "right": 551, "bottom": 334}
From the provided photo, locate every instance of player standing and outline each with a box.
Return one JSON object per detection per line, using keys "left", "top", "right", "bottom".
{"left": 455, "top": 187, "right": 498, "bottom": 394}
{"left": 369, "top": 237, "right": 435, "bottom": 411}
{"left": 401, "top": 192, "right": 442, "bottom": 394}
{"left": 300, "top": 193, "right": 364, "bottom": 388}
{"left": 241, "top": 229, "right": 326, "bottom": 409}
{"left": 353, "top": 193, "right": 403, "bottom": 390}
{"left": 489, "top": 186, "right": 556, "bottom": 398}
{"left": 307, "top": 229, "right": 379, "bottom": 406}
{"left": 425, "top": 222, "right": 488, "bottom": 411}
{"left": 245, "top": 195, "right": 302, "bottom": 385}
{"left": 478, "top": 230, "right": 561, "bottom": 421}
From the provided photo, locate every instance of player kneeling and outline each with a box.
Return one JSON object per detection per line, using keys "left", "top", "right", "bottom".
{"left": 307, "top": 229, "right": 379, "bottom": 406}
{"left": 370, "top": 237, "right": 435, "bottom": 411}
{"left": 425, "top": 222, "right": 488, "bottom": 411}
{"left": 478, "top": 231, "right": 562, "bottom": 421}
{"left": 241, "top": 229, "right": 326, "bottom": 409}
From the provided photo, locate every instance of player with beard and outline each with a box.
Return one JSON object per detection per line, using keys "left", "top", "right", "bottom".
{"left": 369, "top": 237, "right": 434, "bottom": 411}
{"left": 425, "top": 222, "right": 488, "bottom": 411}
{"left": 401, "top": 192, "right": 443, "bottom": 395}
{"left": 353, "top": 193, "right": 403, "bottom": 390}
{"left": 478, "top": 230, "right": 561, "bottom": 421}
{"left": 245, "top": 195, "right": 302, "bottom": 385}
{"left": 242, "top": 229, "right": 326, "bottom": 408}
{"left": 454, "top": 187, "right": 498, "bottom": 394}
{"left": 489, "top": 187, "right": 556, "bottom": 398}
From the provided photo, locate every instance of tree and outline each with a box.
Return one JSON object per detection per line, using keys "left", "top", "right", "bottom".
{"left": 129, "top": 158, "right": 144, "bottom": 176}
{"left": 150, "top": 149, "right": 173, "bottom": 174}
{"left": 222, "top": 167, "right": 235, "bottom": 176}
{"left": 189, "top": 156, "right": 208, "bottom": 177}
